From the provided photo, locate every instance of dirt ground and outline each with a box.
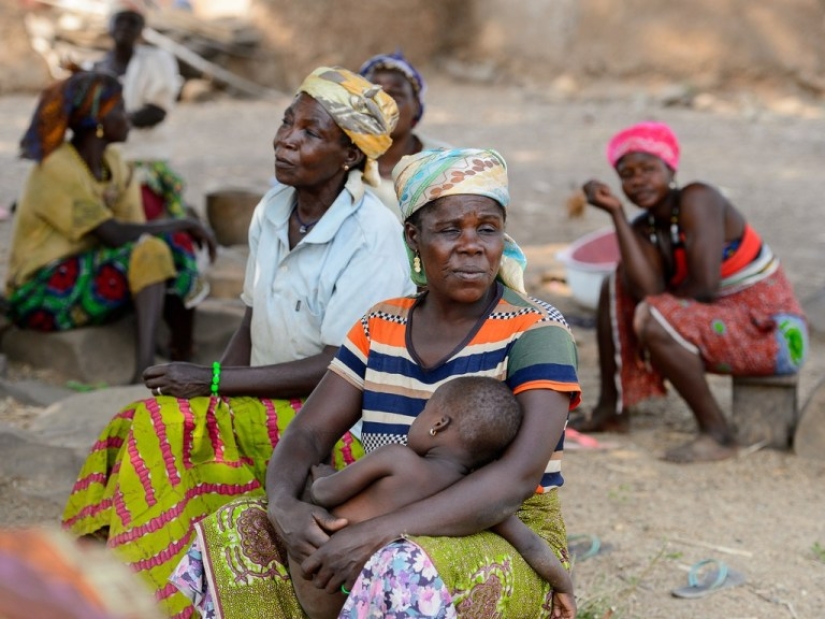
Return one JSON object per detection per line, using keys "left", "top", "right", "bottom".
{"left": 1, "top": 78, "right": 824, "bottom": 618}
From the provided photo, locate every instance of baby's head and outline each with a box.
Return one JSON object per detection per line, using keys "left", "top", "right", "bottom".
{"left": 409, "top": 376, "right": 523, "bottom": 469}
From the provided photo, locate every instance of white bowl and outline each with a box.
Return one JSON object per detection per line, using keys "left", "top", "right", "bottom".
{"left": 557, "top": 228, "right": 619, "bottom": 310}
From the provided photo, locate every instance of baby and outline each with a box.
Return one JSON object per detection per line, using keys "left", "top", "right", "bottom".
{"left": 291, "top": 375, "right": 576, "bottom": 619}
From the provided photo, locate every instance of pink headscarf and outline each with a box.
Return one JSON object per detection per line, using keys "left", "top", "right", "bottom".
{"left": 606, "top": 121, "right": 680, "bottom": 171}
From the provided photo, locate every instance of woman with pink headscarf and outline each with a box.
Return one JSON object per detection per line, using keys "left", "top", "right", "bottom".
{"left": 571, "top": 121, "right": 808, "bottom": 463}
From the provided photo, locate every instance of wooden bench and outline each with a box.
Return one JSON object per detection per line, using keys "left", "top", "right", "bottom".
{"left": 731, "top": 374, "right": 799, "bottom": 450}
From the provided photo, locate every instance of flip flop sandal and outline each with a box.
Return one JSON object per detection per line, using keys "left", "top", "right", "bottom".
{"left": 671, "top": 558, "right": 747, "bottom": 599}
{"left": 567, "top": 534, "right": 612, "bottom": 561}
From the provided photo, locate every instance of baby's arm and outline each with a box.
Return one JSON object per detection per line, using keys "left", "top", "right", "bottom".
{"left": 492, "top": 516, "right": 576, "bottom": 618}
{"left": 309, "top": 444, "right": 409, "bottom": 509}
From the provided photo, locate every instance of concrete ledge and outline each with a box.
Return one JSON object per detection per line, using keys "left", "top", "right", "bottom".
{"left": 0, "top": 299, "right": 245, "bottom": 385}
{"left": 30, "top": 384, "right": 154, "bottom": 453}
{"left": 205, "top": 245, "right": 248, "bottom": 300}
{"left": 0, "top": 316, "right": 136, "bottom": 385}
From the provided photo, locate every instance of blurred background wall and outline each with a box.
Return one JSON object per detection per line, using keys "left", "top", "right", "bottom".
{"left": 2, "top": 0, "right": 824, "bottom": 100}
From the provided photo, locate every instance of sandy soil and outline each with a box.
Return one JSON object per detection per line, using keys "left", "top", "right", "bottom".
{"left": 1, "top": 78, "right": 824, "bottom": 618}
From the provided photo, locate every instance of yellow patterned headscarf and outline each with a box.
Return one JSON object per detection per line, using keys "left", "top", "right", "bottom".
{"left": 298, "top": 67, "right": 398, "bottom": 187}
{"left": 392, "top": 147, "right": 527, "bottom": 292}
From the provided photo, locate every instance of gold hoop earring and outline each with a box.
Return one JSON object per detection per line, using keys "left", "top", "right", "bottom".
{"left": 96, "top": 124, "right": 105, "bottom": 139}
{"left": 413, "top": 253, "right": 422, "bottom": 274}
{"left": 429, "top": 427, "right": 437, "bottom": 437}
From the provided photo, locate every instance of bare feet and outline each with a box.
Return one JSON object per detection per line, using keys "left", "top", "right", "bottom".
{"left": 569, "top": 404, "right": 630, "bottom": 434}
{"left": 664, "top": 434, "right": 738, "bottom": 463}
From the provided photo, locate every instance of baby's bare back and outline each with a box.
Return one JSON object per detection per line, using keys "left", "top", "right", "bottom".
{"left": 331, "top": 448, "right": 464, "bottom": 525}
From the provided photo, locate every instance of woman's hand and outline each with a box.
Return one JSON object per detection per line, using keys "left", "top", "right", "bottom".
{"left": 551, "top": 591, "right": 577, "bottom": 619}
{"left": 300, "top": 520, "right": 389, "bottom": 594}
{"left": 310, "top": 463, "right": 337, "bottom": 482}
{"left": 142, "top": 362, "right": 212, "bottom": 398}
{"left": 582, "top": 180, "right": 623, "bottom": 214}
{"left": 268, "top": 498, "right": 347, "bottom": 569}
{"left": 183, "top": 218, "right": 218, "bottom": 263}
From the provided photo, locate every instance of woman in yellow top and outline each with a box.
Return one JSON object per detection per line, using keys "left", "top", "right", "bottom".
{"left": 6, "top": 70, "right": 215, "bottom": 382}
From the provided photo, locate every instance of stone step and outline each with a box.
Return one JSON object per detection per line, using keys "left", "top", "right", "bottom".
{"left": 29, "top": 384, "right": 153, "bottom": 453}
{"left": 1, "top": 316, "right": 137, "bottom": 386}
{"left": 0, "top": 427, "right": 85, "bottom": 506}
{"left": 0, "top": 377, "right": 75, "bottom": 407}
{"left": 0, "top": 298, "right": 245, "bottom": 385}
{"left": 205, "top": 244, "right": 248, "bottom": 300}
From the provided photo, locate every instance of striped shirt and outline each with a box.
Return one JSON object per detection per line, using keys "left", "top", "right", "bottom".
{"left": 329, "top": 284, "right": 581, "bottom": 491}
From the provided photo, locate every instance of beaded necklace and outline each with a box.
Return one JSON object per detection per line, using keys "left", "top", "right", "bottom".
{"left": 646, "top": 189, "right": 681, "bottom": 246}
{"left": 292, "top": 206, "right": 321, "bottom": 234}
{"left": 647, "top": 205, "right": 680, "bottom": 245}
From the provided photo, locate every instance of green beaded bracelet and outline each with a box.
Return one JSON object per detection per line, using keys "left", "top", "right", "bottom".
{"left": 211, "top": 361, "right": 221, "bottom": 397}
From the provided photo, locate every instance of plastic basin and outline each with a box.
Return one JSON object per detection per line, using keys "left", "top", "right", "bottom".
{"left": 557, "top": 228, "right": 620, "bottom": 309}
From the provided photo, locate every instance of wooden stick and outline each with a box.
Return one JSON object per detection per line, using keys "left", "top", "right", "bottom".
{"left": 143, "top": 28, "right": 281, "bottom": 99}
{"left": 669, "top": 537, "right": 753, "bottom": 558}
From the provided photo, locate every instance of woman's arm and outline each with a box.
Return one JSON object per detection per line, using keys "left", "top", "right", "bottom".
{"left": 92, "top": 216, "right": 216, "bottom": 261}
{"left": 265, "top": 372, "right": 364, "bottom": 566}
{"left": 129, "top": 103, "right": 166, "bottom": 128}
{"left": 491, "top": 516, "right": 573, "bottom": 593}
{"left": 303, "top": 388, "right": 570, "bottom": 592}
{"left": 492, "top": 518, "right": 578, "bottom": 617}
{"left": 142, "top": 306, "right": 338, "bottom": 399}
{"left": 671, "top": 183, "right": 731, "bottom": 302}
{"left": 583, "top": 180, "right": 665, "bottom": 299}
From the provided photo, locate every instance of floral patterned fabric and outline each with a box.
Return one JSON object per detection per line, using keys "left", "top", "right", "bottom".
{"left": 6, "top": 231, "right": 196, "bottom": 331}
{"left": 340, "top": 541, "right": 456, "bottom": 619}
{"left": 134, "top": 160, "right": 187, "bottom": 220}
{"left": 172, "top": 491, "right": 568, "bottom": 619}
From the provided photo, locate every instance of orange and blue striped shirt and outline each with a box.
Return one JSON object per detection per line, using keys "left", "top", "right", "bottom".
{"left": 329, "top": 284, "right": 581, "bottom": 491}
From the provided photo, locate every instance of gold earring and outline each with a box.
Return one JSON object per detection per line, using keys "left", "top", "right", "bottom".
{"left": 343, "top": 164, "right": 350, "bottom": 171}
{"left": 429, "top": 427, "right": 437, "bottom": 437}
{"left": 413, "top": 253, "right": 421, "bottom": 274}
{"left": 96, "top": 124, "right": 105, "bottom": 139}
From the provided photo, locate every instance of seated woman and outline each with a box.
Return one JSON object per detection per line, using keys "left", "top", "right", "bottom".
{"left": 175, "top": 147, "right": 582, "bottom": 618}
{"left": 6, "top": 69, "right": 215, "bottom": 382}
{"left": 290, "top": 376, "right": 576, "bottom": 619}
{"left": 94, "top": 0, "right": 187, "bottom": 221}
{"left": 61, "top": 66, "right": 414, "bottom": 618}
{"left": 358, "top": 51, "right": 448, "bottom": 213}
{"left": 571, "top": 121, "right": 808, "bottom": 462}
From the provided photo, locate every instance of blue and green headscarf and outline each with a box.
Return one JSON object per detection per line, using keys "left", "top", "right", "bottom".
{"left": 392, "top": 147, "right": 528, "bottom": 292}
